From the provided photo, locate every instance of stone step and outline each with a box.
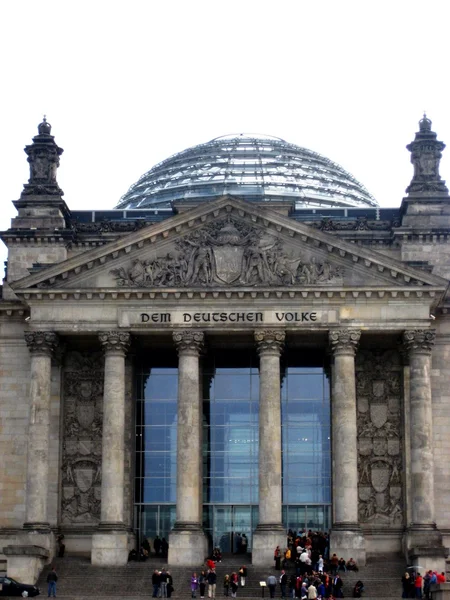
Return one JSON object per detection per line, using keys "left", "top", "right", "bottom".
{"left": 34, "top": 555, "right": 406, "bottom": 600}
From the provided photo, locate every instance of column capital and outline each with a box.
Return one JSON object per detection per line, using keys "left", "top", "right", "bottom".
{"left": 254, "top": 329, "right": 285, "bottom": 355}
{"left": 329, "top": 328, "right": 361, "bottom": 356}
{"left": 99, "top": 331, "right": 131, "bottom": 355}
{"left": 25, "top": 331, "right": 59, "bottom": 356}
{"left": 173, "top": 330, "right": 204, "bottom": 355}
{"left": 403, "top": 329, "right": 436, "bottom": 355}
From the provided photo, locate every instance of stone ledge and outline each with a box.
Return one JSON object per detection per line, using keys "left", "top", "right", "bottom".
{"left": 3, "top": 545, "right": 49, "bottom": 558}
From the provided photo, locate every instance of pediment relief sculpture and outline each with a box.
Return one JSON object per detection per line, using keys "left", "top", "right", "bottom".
{"left": 110, "top": 217, "right": 343, "bottom": 288}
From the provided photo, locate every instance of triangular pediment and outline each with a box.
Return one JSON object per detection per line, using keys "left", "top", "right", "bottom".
{"left": 10, "top": 196, "right": 447, "bottom": 297}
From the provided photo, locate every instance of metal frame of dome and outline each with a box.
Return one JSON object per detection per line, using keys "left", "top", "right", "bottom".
{"left": 116, "top": 134, "right": 378, "bottom": 210}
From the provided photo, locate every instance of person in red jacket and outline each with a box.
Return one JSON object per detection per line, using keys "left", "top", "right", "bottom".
{"left": 437, "top": 572, "right": 446, "bottom": 584}
{"left": 414, "top": 573, "right": 423, "bottom": 599}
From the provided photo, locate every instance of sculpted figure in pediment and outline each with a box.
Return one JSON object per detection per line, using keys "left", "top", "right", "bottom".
{"left": 110, "top": 217, "right": 343, "bottom": 288}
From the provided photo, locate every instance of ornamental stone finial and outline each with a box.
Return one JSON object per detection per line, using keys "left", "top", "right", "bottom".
{"left": 98, "top": 331, "right": 131, "bottom": 354}
{"left": 329, "top": 328, "right": 361, "bottom": 356}
{"left": 406, "top": 115, "right": 449, "bottom": 196}
{"left": 403, "top": 329, "right": 436, "bottom": 354}
{"left": 25, "top": 331, "right": 59, "bottom": 356}
{"left": 173, "top": 330, "right": 205, "bottom": 354}
{"left": 21, "top": 117, "right": 64, "bottom": 198}
{"left": 254, "top": 329, "right": 285, "bottom": 354}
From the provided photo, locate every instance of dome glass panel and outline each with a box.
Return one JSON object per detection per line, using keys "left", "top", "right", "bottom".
{"left": 116, "top": 134, "right": 378, "bottom": 209}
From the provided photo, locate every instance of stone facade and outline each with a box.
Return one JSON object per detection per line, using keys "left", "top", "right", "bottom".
{"left": 1, "top": 117, "right": 450, "bottom": 578}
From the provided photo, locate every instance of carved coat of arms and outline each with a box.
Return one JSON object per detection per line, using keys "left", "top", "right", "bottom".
{"left": 110, "top": 218, "right": 343, "bottom": 288}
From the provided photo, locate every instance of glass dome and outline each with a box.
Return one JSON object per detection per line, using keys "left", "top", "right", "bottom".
{"left": 116, "top": 134, "right": 378, "bottom": 210}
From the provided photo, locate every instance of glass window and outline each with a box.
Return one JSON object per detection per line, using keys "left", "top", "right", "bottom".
{"left": 203, "top": 350, "right": 259, "bottom": 506}
{"left": 281, "top": 351, "right": 331, "bottom": 508}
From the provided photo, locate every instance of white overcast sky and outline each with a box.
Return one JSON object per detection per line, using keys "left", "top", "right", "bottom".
{"left": 1, "top": 0, "right": 450, "bottom": 277}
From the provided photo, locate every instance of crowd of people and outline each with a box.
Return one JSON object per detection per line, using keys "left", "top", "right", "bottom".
{"left": 151, "top": 568, "right": 175, "bottom": 598}
{"left": 402, "top": 570, "right": 447, "bottom": 599}
{"left": 128, "top": 528, "right": 449, "bottom": 600}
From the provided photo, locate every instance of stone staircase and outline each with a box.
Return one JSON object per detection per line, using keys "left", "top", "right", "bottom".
{"left": 27, "top": 553, "right": 406, "bottom": 600}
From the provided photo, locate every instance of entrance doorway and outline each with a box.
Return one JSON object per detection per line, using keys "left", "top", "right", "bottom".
{"left": 208, "top": 505, "right": 254, "bottom": 553}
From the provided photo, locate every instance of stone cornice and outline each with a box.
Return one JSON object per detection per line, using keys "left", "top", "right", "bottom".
{"left": 10, "top": 197, "right": 448, "bottom": 291}
{"left": 11, "top": 285, "right": 443, "bottom": 303}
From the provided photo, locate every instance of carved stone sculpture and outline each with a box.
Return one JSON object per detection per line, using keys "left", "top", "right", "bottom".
{"left": 99, "top": 331, "right": 131, "bottom": 354}
{"left": 329, "top": 329, "right": 361, "bottom": 355}
{"left": 61, "top": 352, "right": 104, "bottom": 525}
{"left": 25, "top": 331, "right": 59, "bottom": 356}
{"left": 110, "top": 217, "right": 343, "bottom": 288}
{"left": 254, "top": 329, "right": 285, "bottom": 354}
{"left": 403, "top": 329, "right": 436, "bottom": 354}
{"left": 173, "top": 330, "right": 204, "bottom": 355}
{"left": 406, "top": 115, "right": 449, "bottom": 196}
{"left": 356, "top": 349, "right": 404, "bottom": 526}
{"left": 22, "top": 117, "right": 64, "bottom": 197}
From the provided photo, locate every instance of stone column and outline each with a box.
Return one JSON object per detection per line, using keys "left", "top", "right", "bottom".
{"left": 23, "top": 331, "right": 59, "bottom": 530}
{"left": 329, "top": 328, "right": 366, "bottom": 565}
{"left": 403, "top": 329, "right": 445, "bottom": 569}
{"left": 252, "top": 329, "right": 286, "bottom": 566}
{"left": 91, "top": 331, "right": 131, "bottom": 566}
{"left": 168, "top": 330, "right": 207, "bottom": 566}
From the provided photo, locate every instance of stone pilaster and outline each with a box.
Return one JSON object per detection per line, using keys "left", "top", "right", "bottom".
{"left": 403, "top": 329, "right": 447, "bottom": 569}
{"left": 252, "top": 329, "right": 286, "bottom": 566}
{"left": 23, "top": 331, "right": 59, "bottom": 531}
{"left": 92, "top": 331, "right": 131, "bottom": 566}
{"left": 168, "top": 330, "right": 207, "bottom": 566}
{"left": 329, "top": 328, "right": 366, "bottom": 565}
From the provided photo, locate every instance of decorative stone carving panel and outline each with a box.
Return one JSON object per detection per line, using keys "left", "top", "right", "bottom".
{"left": 356, "top": 349, "right": 404, "bottom": 526}
{"left": 110, "top": 217, "right": 343, "bottom": 288}
{"left": 61, "top": 351, "right": 104, "bottom": 525}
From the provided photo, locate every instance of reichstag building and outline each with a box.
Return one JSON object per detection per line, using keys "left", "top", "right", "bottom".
{"left": 1, "top": 118, "right": 449, "bottom": 579}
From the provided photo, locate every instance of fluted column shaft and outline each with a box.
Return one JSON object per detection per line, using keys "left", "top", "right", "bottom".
{"left": 329, "top": 328, "right": 361, "bottom": 526}
{"left": 403, "top": 329, "right": 436, "bottom": 526}
{"left": 173, "top": 330, "right": 204, "bottom": 527}
{"left": 255, "top": 329, "right": 285, "bottom": 527}
{"left": 24, "top": 331, "right": 59, "bottom": 529}
{"left": 98, "top": 331, "right": 130, "bottom": 527}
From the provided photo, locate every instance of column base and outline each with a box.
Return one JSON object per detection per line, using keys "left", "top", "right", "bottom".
{"left": 405, "top": 525, "right": 449, "bottom": 573}
{"left": 252, "top": 524, "right": 286, "bottom": 567}
{"left": 3, "top": 545, "right": 49, "bottom": 584}
{"left": 168, "top": 523, "right": 207, "bottom": 566}
{"left": 91, "top": 527, "right": 129, "bottom": 566}
{"left": 330, "top": 525, "right": 366, "bottom": 566}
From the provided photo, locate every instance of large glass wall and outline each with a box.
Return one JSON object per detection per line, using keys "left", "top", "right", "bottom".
{"left": 202, "top": 349, "right": 259, "bottom": 550}
{"left": 281, "top": 350, "right": 331, "bottom": 531}
{"left": 134, "top": 346, "right": 331, "bottom": 547}
{"left": 134, "top": 351, "right": 178, "bottom": 543}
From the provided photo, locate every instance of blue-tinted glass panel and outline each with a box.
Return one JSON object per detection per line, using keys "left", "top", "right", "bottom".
{"left": 203, "top": 350, "right": 259, "bottom": 505}
{"left": 281, "top": 352, "right": 331, "bottom": 506}
{"left": 144, "top": 373, "right": 178, "bottom": 399}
